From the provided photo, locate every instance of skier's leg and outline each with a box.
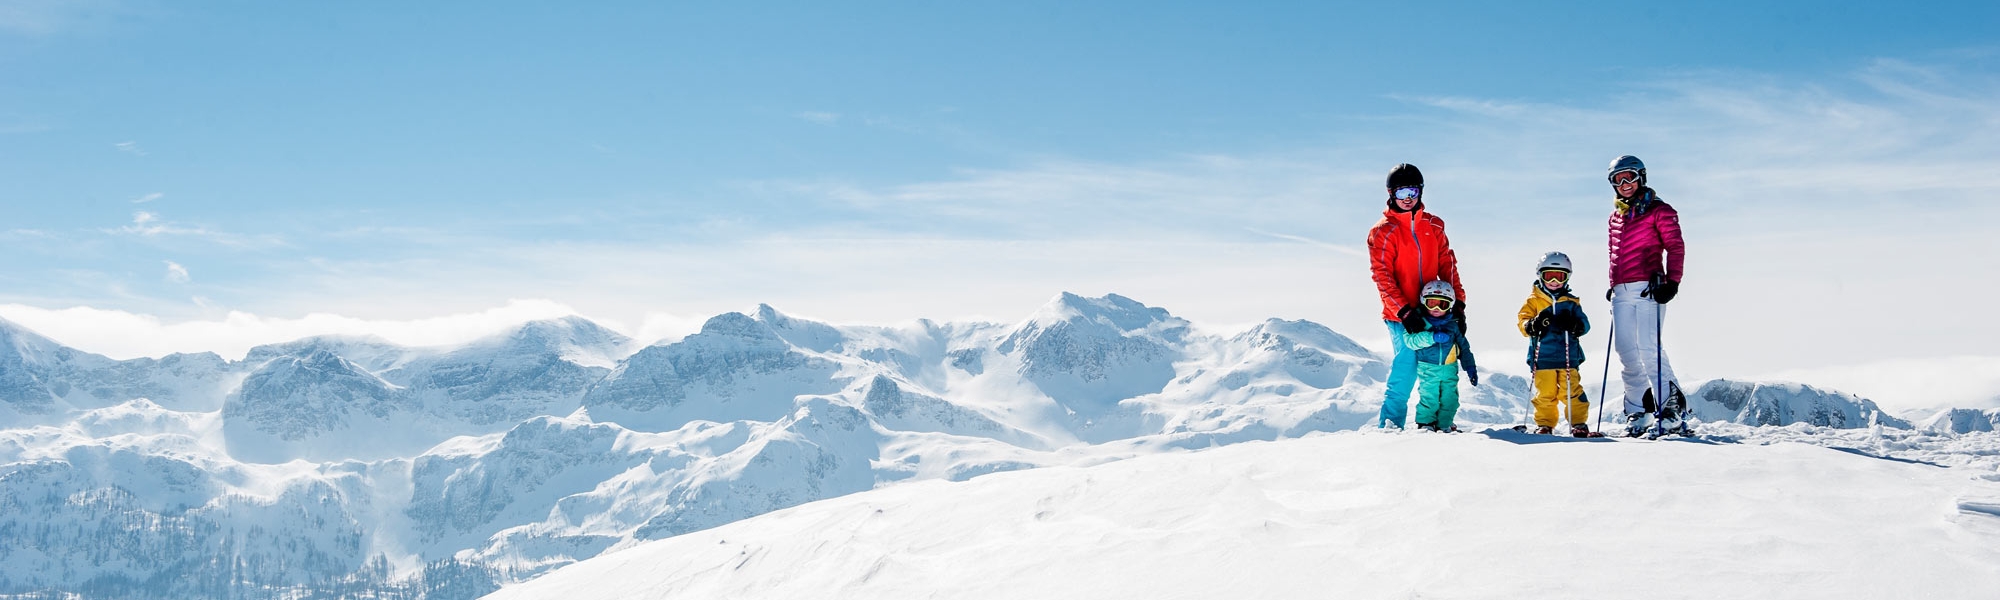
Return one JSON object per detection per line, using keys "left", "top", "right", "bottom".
{"left": 1563, "top": 368, "right": 1589, "bottom": 427}
{"left": 1612, "top": 283, "right": 1653, "bottom": 416}
{"left": 1380, "top": 321, "right": 1417, "bottom": 428}
{"left": 1651, "top": 302, "right": 1682, "bottom": 409}
{"left": 1532, "top": 369, "right": 1560, "bottom": 428}
{"left": 1413, "top": 364, "right": 1442, "bottom": 428}
{"left": 1437, "top": 365, "right": 1462, "bottom": 431}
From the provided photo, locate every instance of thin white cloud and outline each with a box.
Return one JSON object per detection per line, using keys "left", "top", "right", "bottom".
{"left": 114, "top": 141, "right": 145, "bottom": 156}
{"left": 108, "top": 211, "right": 284, "bottom": 248}
{"left": 796, "top": 111, "right": 841, "bottom": 125}
{"left": 0, "top": 299, "right": 594, "bottom": 360}
{"left": 163, "top": 261, "right": 190, "bottom": 284}
{"left": 134, "top": 192, "right": 163, "bottom": 204}
{"left": 0, "top": 0, "right": 117, "bottom": 35}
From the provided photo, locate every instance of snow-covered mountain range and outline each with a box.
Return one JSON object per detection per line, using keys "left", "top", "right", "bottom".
{"left": 0, "top": 292, "right": 1992, "bottom": 599}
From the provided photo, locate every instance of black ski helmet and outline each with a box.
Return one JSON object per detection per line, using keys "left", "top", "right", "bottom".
{"left": 1607, "top": 155, "right": 1646, "bottom": 186}
{"left": 1386, "top": 163, "right": 1424, "bottom": 190}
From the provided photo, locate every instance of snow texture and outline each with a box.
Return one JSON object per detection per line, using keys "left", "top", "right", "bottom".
{"left": 484, "top": 431, "right": 2000, "bottom": 600}
{"left": 0, "top": 297, "right": 1995, "bottom": 599}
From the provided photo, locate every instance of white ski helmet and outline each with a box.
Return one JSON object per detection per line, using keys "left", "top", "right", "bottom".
{"left": 1537, "top": 251, "right": 1572, "bottom": 273}
{"left": 1420, "top": 279, "right": 1456, "bottom": 301}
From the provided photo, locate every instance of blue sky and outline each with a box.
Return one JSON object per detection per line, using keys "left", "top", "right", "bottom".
{"left": 3, "top": 1, "right": 1999, "bottom": 409}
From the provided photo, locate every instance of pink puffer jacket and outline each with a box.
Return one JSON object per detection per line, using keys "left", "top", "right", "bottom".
{"left": 1607, "top": 190, "right": 1685, "bottom": 286}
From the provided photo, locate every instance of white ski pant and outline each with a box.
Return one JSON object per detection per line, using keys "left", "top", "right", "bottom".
{"left": 1611, "top": 281, "right": 1679, "bottom": 416}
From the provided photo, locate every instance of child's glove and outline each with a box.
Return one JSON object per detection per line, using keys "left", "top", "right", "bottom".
{"left": 1397, "top": 305, "right": 1428, "bottom": 333}
{"left": 1547, "top": 311, "right": 1576, "bottom": 332}
{"left": 1468, "top": 368, "right": 1479, "bottom": 387}
{"left": 1453, "top": 301, "right": 1468, "bottom": 330}
{"left": 1524, "top": 315, "right": 1549, "bottom": 337}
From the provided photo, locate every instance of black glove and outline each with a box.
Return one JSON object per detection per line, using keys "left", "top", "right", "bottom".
{"left": 1452, "top": 300, "right": 1468, "bottom": 330}
{"left": 1467, "top": 366, "right": 1479, "bottom": 387}
{"left": 1548, "top": 310, "right": 1578, "bottom": 333}
{"left": 1397, "top": 304, "right": 1428, "bottom": 333}
{"left": 1651, "top": 281, "right": 1678, "bottom": 304}
{"left": 1605, "top": 288, "right": 1614, "bottom": 302}
{"left": 1645, "top": 272, "right": 1680, "bottom": 305}
{"left": 1524, "top": 310, "right": 1552, "bottom": 337}
{"left": 1567, "top": 318, "right": 1588, "bottom": 336}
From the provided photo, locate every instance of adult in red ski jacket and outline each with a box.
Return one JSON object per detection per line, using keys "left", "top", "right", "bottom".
{"left": 1366, "top": 163, "right": 1468, "bottom": 429}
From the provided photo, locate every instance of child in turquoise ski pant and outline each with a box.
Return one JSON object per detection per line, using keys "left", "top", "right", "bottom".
{"left": 1401, "top": 281, "right": 1479, "bottom": 432}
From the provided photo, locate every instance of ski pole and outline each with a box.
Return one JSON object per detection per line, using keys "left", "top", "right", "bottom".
{"left": 1653, "top": 298, "right": 1665, "bottom": 437}
{"left": 1525, "top": 320, "right": 1540, "bottom": 430}
{"left": 1594, "top": 306, "right": 1615, "bottom": 434}
{"left": 1562, "top": 325, "right": 1573, "bottom": 430}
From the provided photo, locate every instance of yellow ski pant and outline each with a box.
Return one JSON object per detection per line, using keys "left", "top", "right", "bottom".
{"left": 1533, "top": 368, "right": 1589, "bottom": 428}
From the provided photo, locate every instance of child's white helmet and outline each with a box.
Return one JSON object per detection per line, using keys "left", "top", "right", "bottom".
{"left": 1537, "top": 251, "right": 1572, "bottom": 273}
{"left": 1420, "top": 279, "right": 1456, "bottom": 300}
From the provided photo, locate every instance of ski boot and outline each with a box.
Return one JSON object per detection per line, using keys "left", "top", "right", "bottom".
{"left": 1571, "top": 424, "right": 1604, "bottom": 438}
{"left": 1623, "top": 412, "right": 1654, "bottom": 438}
{"left": 1651, "top": 406, "right": 1694, "bottom": 439}
{"left": 1533, "top": 426, "right": 1554, "bottom": 435}
{"left": 1416, "top": 422, "right": 1441, "bottom": 433}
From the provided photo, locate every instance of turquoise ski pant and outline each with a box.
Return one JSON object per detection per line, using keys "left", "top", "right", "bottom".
{"left": 1380, "top": 320, "right": 1417, "bottom": 428}
{"left": 1413, "top": 362, "right": 1462, "bottom": 430}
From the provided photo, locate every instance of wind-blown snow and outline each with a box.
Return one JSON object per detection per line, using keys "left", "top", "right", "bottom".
{"left": 482, "top": 431, "right": 2000, "bottom": 600}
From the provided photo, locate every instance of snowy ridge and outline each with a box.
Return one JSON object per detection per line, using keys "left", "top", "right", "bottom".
{"left": 1689, "top": 379, "right": 1913, "bottom": 429}
{"left": 0, "top": 294, "right": 1995, "bottom": 599}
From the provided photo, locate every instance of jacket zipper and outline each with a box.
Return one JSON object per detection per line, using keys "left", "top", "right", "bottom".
{"left": 1409, "top": 211, "right": 1423, "bottom": 308}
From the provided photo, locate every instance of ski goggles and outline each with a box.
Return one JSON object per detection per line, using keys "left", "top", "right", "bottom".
{"left": 1609, "top": 170, "right": 1641, "bottom": 186}
{"left": 1539, "top": 269, "right": 1570, "bottom": 284}
{"left": 1423, "top": 296, "right": 1455, "bottom": 311}
{"left": 1392, "top": 186, "right": 1423, "bottom": 201}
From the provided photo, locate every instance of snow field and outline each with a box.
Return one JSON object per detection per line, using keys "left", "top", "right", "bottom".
{"left": 485, "top": 430, "right": 2000, "bottom": 600}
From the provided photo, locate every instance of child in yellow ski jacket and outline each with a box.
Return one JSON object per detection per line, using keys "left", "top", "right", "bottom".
{"left": 1516, "top": 252, "right": 1595, "bottom": 437}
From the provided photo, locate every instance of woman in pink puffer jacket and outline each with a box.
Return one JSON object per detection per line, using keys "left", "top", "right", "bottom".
{"left": 1605, "top": 155, "right": 1689, "bottom": 438}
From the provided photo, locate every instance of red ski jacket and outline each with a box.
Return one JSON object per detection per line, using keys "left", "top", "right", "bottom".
{"left": 1366, "top": 207, "right": 1465, "bottom": 321}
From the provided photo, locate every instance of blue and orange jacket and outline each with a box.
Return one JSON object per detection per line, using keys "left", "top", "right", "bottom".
{"left": 1516, "top": 284, "right": 1589, "bottom": 370}
{"left": 1400, "top": 312, "right": 1477, "bottom": 375}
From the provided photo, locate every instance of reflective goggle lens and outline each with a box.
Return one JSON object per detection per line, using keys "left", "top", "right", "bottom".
{"left": 1393, "top": 186, "right": 1422, "bottom": 201}
{"left": 1423, "top": 297, "right": 1454, "bottom": 311}
{"left": 1609, "top": 170, "right": 1641, "bottom": 186}
{"left": 1540, "top": 269, "right": 1569, "bottom": 284}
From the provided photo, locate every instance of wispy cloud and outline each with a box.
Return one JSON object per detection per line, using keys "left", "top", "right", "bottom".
{"left": 114, "top": 141, "right": 146, "bottom": 156}
{"left": 163, "top": 261, "right": 190, "bottom": 284}
{"left": 134, "top": 192, "right": 163, "bottom": 204}
{"left": 0, "top": 299, "right": 595, "bottom": 361}
{"left": 795, "top": 111, "right": 841, "bottom": 125}
{"left": 0, "top": 0, "right": 118, "bottom": 35}
{"left": 108, "top": 211, "right": 284, "bottom": 248}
